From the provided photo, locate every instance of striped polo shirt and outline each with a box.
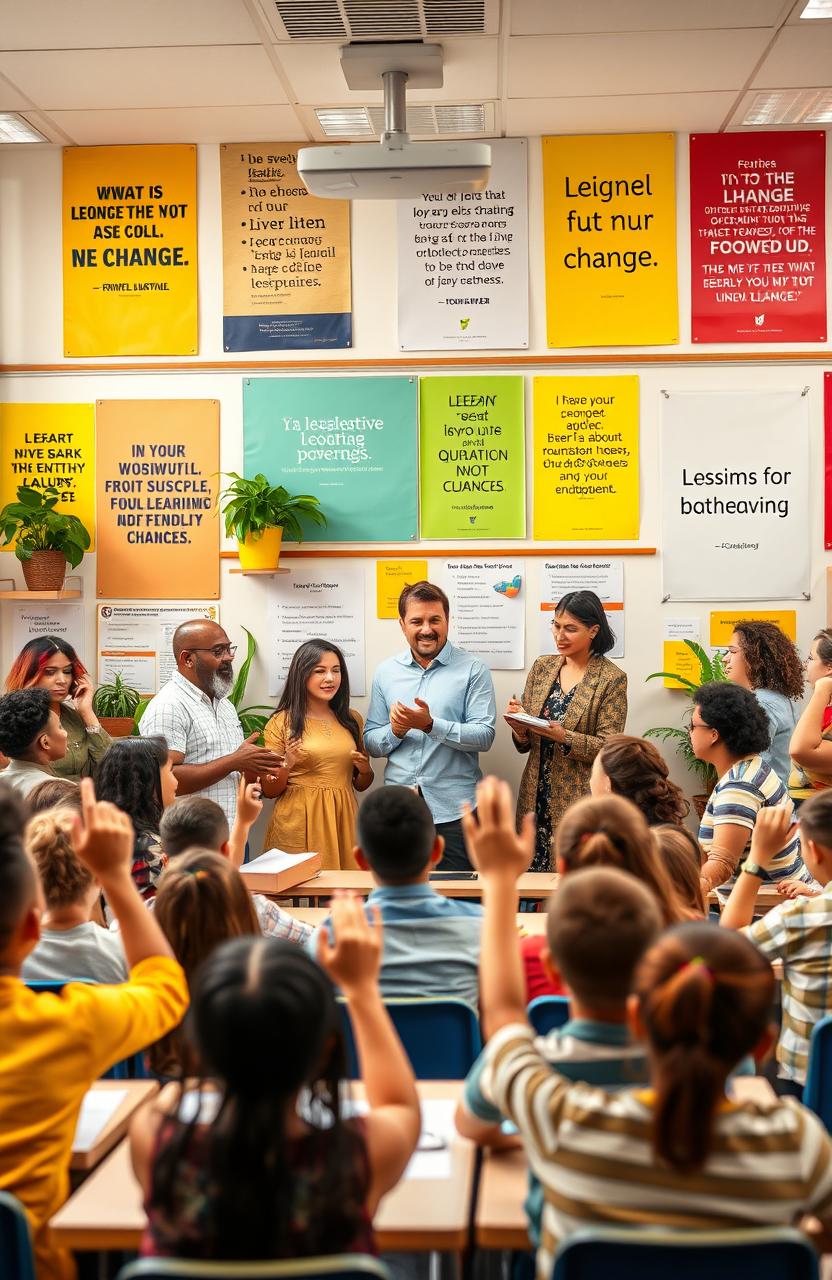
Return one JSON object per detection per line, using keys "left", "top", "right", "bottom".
{"left": 747, "top": 882, "right": 832, "bottom": 1083}
{"left": 481, "top": 1022, "right": 832, "bottom": 1280}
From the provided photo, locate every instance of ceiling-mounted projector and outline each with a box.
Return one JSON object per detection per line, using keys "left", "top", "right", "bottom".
{"left": 297, "top": 43, "right": 491, "bottom": 200}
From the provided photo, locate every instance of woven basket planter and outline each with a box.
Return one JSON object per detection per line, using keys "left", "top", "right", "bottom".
{"left": 21, "top": 551, "right": 67, "bottom": 591}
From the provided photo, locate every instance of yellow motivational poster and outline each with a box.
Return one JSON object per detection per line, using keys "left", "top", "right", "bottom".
{"left": 63, "top": 144, "right": 198, "bottom": 356}
{"left": 533, "top": 376, "right": 639, "bottom": 540}
{"left": 542, "top": 133, "right": 678, "bottom": 347}
{"left": 710, "top": 610, "right": 797, "bottom": 646}
{"left": 376, "top": 559, "right": 428, "bottom": 620}
{"left": 0, "top": 403, "right": 95, "bottom": 551}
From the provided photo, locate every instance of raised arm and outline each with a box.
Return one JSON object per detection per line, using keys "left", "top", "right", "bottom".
{"left": 720, "top": 806, "right": 797, "bottom": 930}
{"left": 791, "top": 677, "right": 832, "bottom": 771}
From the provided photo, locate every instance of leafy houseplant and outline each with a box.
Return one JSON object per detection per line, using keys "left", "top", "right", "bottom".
{"left": 228, "top": 626, "right": 273, "bottom": 740}
{"left": 0, "top": 484, "right": 91, "bottom": 591}
{"left": 644, "top": 640, "right": 729, "bottom": 810}
{"left": 219, "top": 472, "right": 327, "bottom": 572}
{"left": 92, "top": 673, "right": 142, "bottom": 738}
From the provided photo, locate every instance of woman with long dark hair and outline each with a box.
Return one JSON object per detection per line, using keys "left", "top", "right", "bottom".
{"left": 4, "top": 635, "right": 111, "bottom": 781}
{"left": 95, "top": 736, "right": 178, "bottom": 900}
{"left": 260, "top": 639, "right": 372, "bottom": 868}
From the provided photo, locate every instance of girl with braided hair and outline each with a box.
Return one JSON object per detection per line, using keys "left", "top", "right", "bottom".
{"left": 590, "top": 734, "right": 689, "bottom": 826}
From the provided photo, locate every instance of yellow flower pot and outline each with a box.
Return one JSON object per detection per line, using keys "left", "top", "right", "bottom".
{"left": 238, "top": 527, "right": 283, "bottom": 572}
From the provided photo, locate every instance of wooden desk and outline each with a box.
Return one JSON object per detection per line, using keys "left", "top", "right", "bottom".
{"left": 474, "top": 1075, "right": 778, "bottom": 1250}
{"left": 51, "top": 1081, "right": 474, "bottom": 1254}
{"left": 286, "top": 906, "right": 549, "bottom": 935}
{"left": 277, "top": 870, "right": 559, "bottom": 902}
{"left": 71, "top": 1080, "right": 159, "bottom": 1173}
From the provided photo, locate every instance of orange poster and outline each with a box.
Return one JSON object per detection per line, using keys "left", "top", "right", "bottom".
{"left": 95, "top": 400, "right": 219, "bottom": 599}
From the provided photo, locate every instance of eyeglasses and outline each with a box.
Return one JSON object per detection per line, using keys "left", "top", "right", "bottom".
{"left": 688, "top": 718, "right": 711, "bottom": 735}
{"left": 189, "top": 644, "right": 237, "bottom": 659}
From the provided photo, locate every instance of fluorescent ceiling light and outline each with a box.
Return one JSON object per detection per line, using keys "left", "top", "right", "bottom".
{"left": 800, "top": 0, "right": 832, "bottom": 16}
{"left": 742, "top": 89, "right": 832, "bottom": 125}
{"left": 0, "top": 113, "right": 48, "bottom": 143}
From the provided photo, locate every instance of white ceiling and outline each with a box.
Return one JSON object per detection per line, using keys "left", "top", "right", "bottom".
{"left": 0, "top": 0, "right": 829, "bottom": 146}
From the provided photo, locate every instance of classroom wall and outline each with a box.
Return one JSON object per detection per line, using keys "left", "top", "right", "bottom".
{"left": 1, "top": 135, "right": 830, "bottom": 843}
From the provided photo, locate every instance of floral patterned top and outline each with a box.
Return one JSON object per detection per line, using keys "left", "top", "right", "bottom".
{"left": 531, "top": 678, "right": 578, "bottom": 872}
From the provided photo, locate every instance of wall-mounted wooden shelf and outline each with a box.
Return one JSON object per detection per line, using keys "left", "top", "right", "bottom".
{"left": 228, "top": 567, "right": 290, "bottom": 576}
{"left": 0, "top": 575, "right": 82, "bottom": 600}
{"left": 221, "top": 548, "right": 656, "bottom": 560}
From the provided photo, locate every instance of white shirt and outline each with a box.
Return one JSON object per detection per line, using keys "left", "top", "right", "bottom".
{"left": 139, "top": 670, "right": 244, "bottom": 825}
{"left": 22, "top": 923, "right": 128, "bottom": 984}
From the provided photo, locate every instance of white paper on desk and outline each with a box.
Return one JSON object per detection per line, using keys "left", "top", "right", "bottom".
{"left": 342, "top": 1097, "right": 455, "bottom": 1180}
{"left": 72, "top": 1088, "right": 127, "bottom": 1152}
{"left": 239, "top": 849, "right": 317, "bottom": 876}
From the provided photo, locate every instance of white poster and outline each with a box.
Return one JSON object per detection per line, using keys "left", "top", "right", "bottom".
{"left": 538, "top": 560, "right": 624, "bottom": 660}
{"left": 661, "top": 389, "right": 810, "bottom": 600}
{"left": 436, "top": 559, "right": 525, "bottom": 670}
{"left": 397, "top": 138, "right": 529, "bottom": 351}
{"left": 97, "top": 603, "right": 219, "bottom": 694}
{"left": 266, "top": 563, "right": 365, "bottom": 698}
{"left": 12, "top": 603, "right": 85, "bottom": 658}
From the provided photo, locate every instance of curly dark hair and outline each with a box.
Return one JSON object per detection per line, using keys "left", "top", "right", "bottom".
{"left": 0, "top": 689, "right": 52, "bottom": 758}
{"left": 598, "top": 735, "right": 689, "bottom": 826}
{"left": 693, "top": 682, "right": 770, "bottom": 758}
{"left": 94, "top": 736, "right": 168, "bottom": 834}
{"left": 733, "top": 621, "right": 804, "bottom": 700}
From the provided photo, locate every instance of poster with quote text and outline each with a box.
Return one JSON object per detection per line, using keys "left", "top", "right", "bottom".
{"left": 266, "top": 563, "right": 365, "bottom": 697}
{"left": 0, "top": 403, "right": 96, "bottom": 551}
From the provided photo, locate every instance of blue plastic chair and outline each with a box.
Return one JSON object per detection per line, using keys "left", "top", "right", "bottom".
{"left": 25, "top": 979, "right": 149, "bottom": 1080}
{"left": 527, "top": 995, "right": 569, "bottom": 1035}
{"left": 802, "top": 1013, "right": 832, "bottom": 1125}
{"left": 551, "top": 1225, "right": 818, "bottom": 1280}
{"left": 339, "top": 997, "right": 482, "bottom": 1079}
{"left": 117, "top": 1254, "right": 391, "bottom": 1280}
{"left": 0, "top": 1189, "right": 36, "bottom": 1280}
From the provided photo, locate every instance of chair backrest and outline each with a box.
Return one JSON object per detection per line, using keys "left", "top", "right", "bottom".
{"left": 527, "top": 995, "right": 570, "bottom": 1036}
{"left": 25, "top": 979, "right": 149, "bottom": 1080}
{"left": 551, "top": 1225, "right": 818, "bottom": 1280}
{"left": 0, "top": 1189, "right": 36, "bottom": 1280}
{"left": 803, "top": 1014, "right": 832, "bottom": 1126}
{"left": 339, "top": 998, "right": 481, "bottom": 1079}
{"left": 117, "top": 1253, "right": 391, "bottom": 1280}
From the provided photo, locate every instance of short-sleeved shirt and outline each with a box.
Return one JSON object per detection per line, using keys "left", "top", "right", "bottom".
{"left": 699, "top": 754, "right": 805, "bottom": 894}
{"left": 140, "top": 671, "right": 244, "bottom": 826}
{"left": 747, "top": 881, "right": 832, "bottom": 1083}
{"left": 754, "top": 688, "right": 799, "bottom": 789}
{"left": 22, "top": 923, "right": 128, "bottom": 984}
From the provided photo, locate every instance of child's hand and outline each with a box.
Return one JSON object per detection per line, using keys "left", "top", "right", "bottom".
{"left": 236, "top": 774, "right": 263, "bottom": 827}
{"left": 749, "top": 805, "right": 796, "bottom": 870}
{"left": 317, "top": 893, "right": 383, "bottom": 997}
{"left": 777, "top": 878, "right": 820, "bottom": 899}
{"left": 72, "top": 777, "right": 135, "bottom": 882}
{"left": 282, "top": 737, "right": 303, "bottom": 772}
{"left": 462, "top": 776, "right": 535, "bottom": 881}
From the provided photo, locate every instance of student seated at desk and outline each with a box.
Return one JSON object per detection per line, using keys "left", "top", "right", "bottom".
{"left": 22, "top": 807, "right": 128, "bottom": 983}
{"left": 456, "top": 867, "right": 660, "bottom": 1245}
{"left": 130, "top": 897, "right": 421, "bottom": 1261}
{"left": 308, "top": 786, "right": 483, "bottom": 1010}
{"left": 159, "top": 778, "right": 312, "bottom": 944}
{"left": 463, "top": 777, "right": 832, "bottom": 1280}
{"left": 0, "top": 688, "right": 68, "bottom": 797}
{"left": 0, "top": 779, "right": 188, "bottom": 1280}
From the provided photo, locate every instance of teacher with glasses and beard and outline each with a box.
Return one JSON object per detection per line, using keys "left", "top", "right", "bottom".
{"left": 139, "top": 619, "right": 282, "bottom": 826}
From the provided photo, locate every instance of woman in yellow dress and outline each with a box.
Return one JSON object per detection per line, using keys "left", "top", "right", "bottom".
{"left": 260, "top": 639, "right": 373, "bottom": 869}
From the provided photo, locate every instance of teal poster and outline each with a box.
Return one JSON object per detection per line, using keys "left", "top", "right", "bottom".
{"left": 243, "top": 376, "right": 418, "bottom": 541}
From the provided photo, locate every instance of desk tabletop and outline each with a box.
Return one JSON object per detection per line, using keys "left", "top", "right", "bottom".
{"left": 276, "top": 870, "right": 559, "bottom": 901}
{"left": 51, "top": 1081, "right": 474, "bottom": 1254}
{"left": 70, "top": 1080, "right": 158, "bottom": 1173}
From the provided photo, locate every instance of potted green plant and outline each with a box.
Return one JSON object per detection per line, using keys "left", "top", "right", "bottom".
{"left": 229, "top": 626, "right": 273, "bottom": 739}
{"left": 644, "top": 640, "right": 729, "bottom": 817}
{"left": 219, "top": 472, "right": 327, "bottom": 572}
{"left": 0, "top": 484, "right": 91, "bottom": 591}
{"left": 92, "top": 673, "right": 142, "bottom": 738}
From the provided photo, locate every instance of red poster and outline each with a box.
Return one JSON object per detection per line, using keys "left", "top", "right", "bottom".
{"left": 690, "top": 131, "right": 826, "bottom": 343}
{"left": 825, "top": 374, "right": 832, "bottom": 550}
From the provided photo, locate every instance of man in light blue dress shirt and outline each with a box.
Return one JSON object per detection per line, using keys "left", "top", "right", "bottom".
{"left": 364, "top": 580, "right": 496, "bottom": 870}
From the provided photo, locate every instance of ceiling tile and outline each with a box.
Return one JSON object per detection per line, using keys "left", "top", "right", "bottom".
{"left": 275, "top": 36, "right": 499, "bottom": 103}
{"left": 0, "top": 75, "right": 31, "bottom": 110}
{"left": 511, "top": 0, "right": 786, "bottom": 34}
{"left": 0, "top": 0, "right": 261, "bottom": 49}
{"left": 505, "top": 92, "right": 738, "bottom": 136}
{"left": 752, "top": 23, "right": 832, "bottom": 84}
{"left": 49, "top": 105, "right": 306, "bottom": 145}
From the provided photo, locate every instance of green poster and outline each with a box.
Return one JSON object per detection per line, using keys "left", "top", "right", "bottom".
{"left": 244, "top": 376, "right": 417, "bottom": 541}
{"left": 419, "top": 376, "right": 526, "bottom": 538}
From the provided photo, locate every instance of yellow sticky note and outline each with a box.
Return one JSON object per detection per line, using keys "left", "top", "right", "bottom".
{"left": 663, "top": 640, "right": 700, "bottom": 689}
{"left": 376, "top": 560, "right": 427, "bottom": 620}
{"left": 710, "top": 610, "right": 796, "bottom": 646}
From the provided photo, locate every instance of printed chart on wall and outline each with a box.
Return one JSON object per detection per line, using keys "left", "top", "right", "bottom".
{"left": 419, "top": 376, "right": 525, "bottom": 537}
{"left": 398, "top": 138, "right": 528, "bottom": 350}
{"left": 62, "top": 145, "right": 198, "bottom": 356}
{"left": 538, "top": 561, "right": 624, "bottom": 660}
{"left": 97, "top": 604, "right": 218, "bottom": 694}
{"left": 661, "top": 389, "right": 809, "bottom": 600}
{"left": 0, "top": 404, "right": 96, "bottom": 550}
{"left": 244, "top": 376, "right": 417, "bottom": 541}
{"left": 710, "top": 610, "right": 796, "bottom": 648}
{"left": 12, "top": 603, "right": 84, "bottom": 658}
{"left": 542, "top": 133, "right": 677, "bottom": 347}
{"left": 435, "top": 560, "right": 524, "bottom": 670}
{"left": 533, "top": 376, "right": 638, "bottom": 540}
{"left": 220, "top": 143, "right": 351, "bottom": 351}
{"left": 266, "top": 564, "right": 365, "bottom": 698}
{"left": 95, "top": 400, "right": 219, "bottom": 599}
{"left": 689, "top": 131, "right": 826, "bottom": 342}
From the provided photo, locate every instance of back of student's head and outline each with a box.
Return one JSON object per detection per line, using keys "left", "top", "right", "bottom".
{"left": 25, "top": 809, "right": 92, "bottom": 910}
{"left": 159, "top": 796, "right": 229, "bottom": 859}
{"left": 796, "top": 788, "right": 832, "bottom": 848}
{"left": 596, "top": 734, "right": 689, "bottom": 826}
{"left": 0, "top": 688, "right": 52, "bottom": 759}
{"left": 94, "top": 735, "right": 168, "bottom": 833}
{"left": 653, "top": 825, "right": 706, "bottom": 916}
{"left": 26, "top": 777, "right": 82, "bottom": 816}
{"left": 151, "top": 935, "right": 365, "bottom": 1258}
{"left": 546, "top": 867, "right": 662, "bottom": 1008}
{"left": 556, "top": 793, "right": 689, "bottom": 926}
{"left": 356, "top": 785, "right": 436, "bottom": 882}
{"left": 635, "top": 921, "right": 774, "bottom": 1173}
{"left": 0, "top": 783, "right": 35, "bottom": 954}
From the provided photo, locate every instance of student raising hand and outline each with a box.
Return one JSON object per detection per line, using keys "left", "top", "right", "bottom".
{"left": 461, "top": 776, "right": 535, "bottom": 881}
{"left": 72, "top": 775, "right": 135, "bottom": 879}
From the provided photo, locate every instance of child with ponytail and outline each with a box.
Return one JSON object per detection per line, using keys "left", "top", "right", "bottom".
{"left": 465, "top": 776, "right": 832, "bottom": 1280}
